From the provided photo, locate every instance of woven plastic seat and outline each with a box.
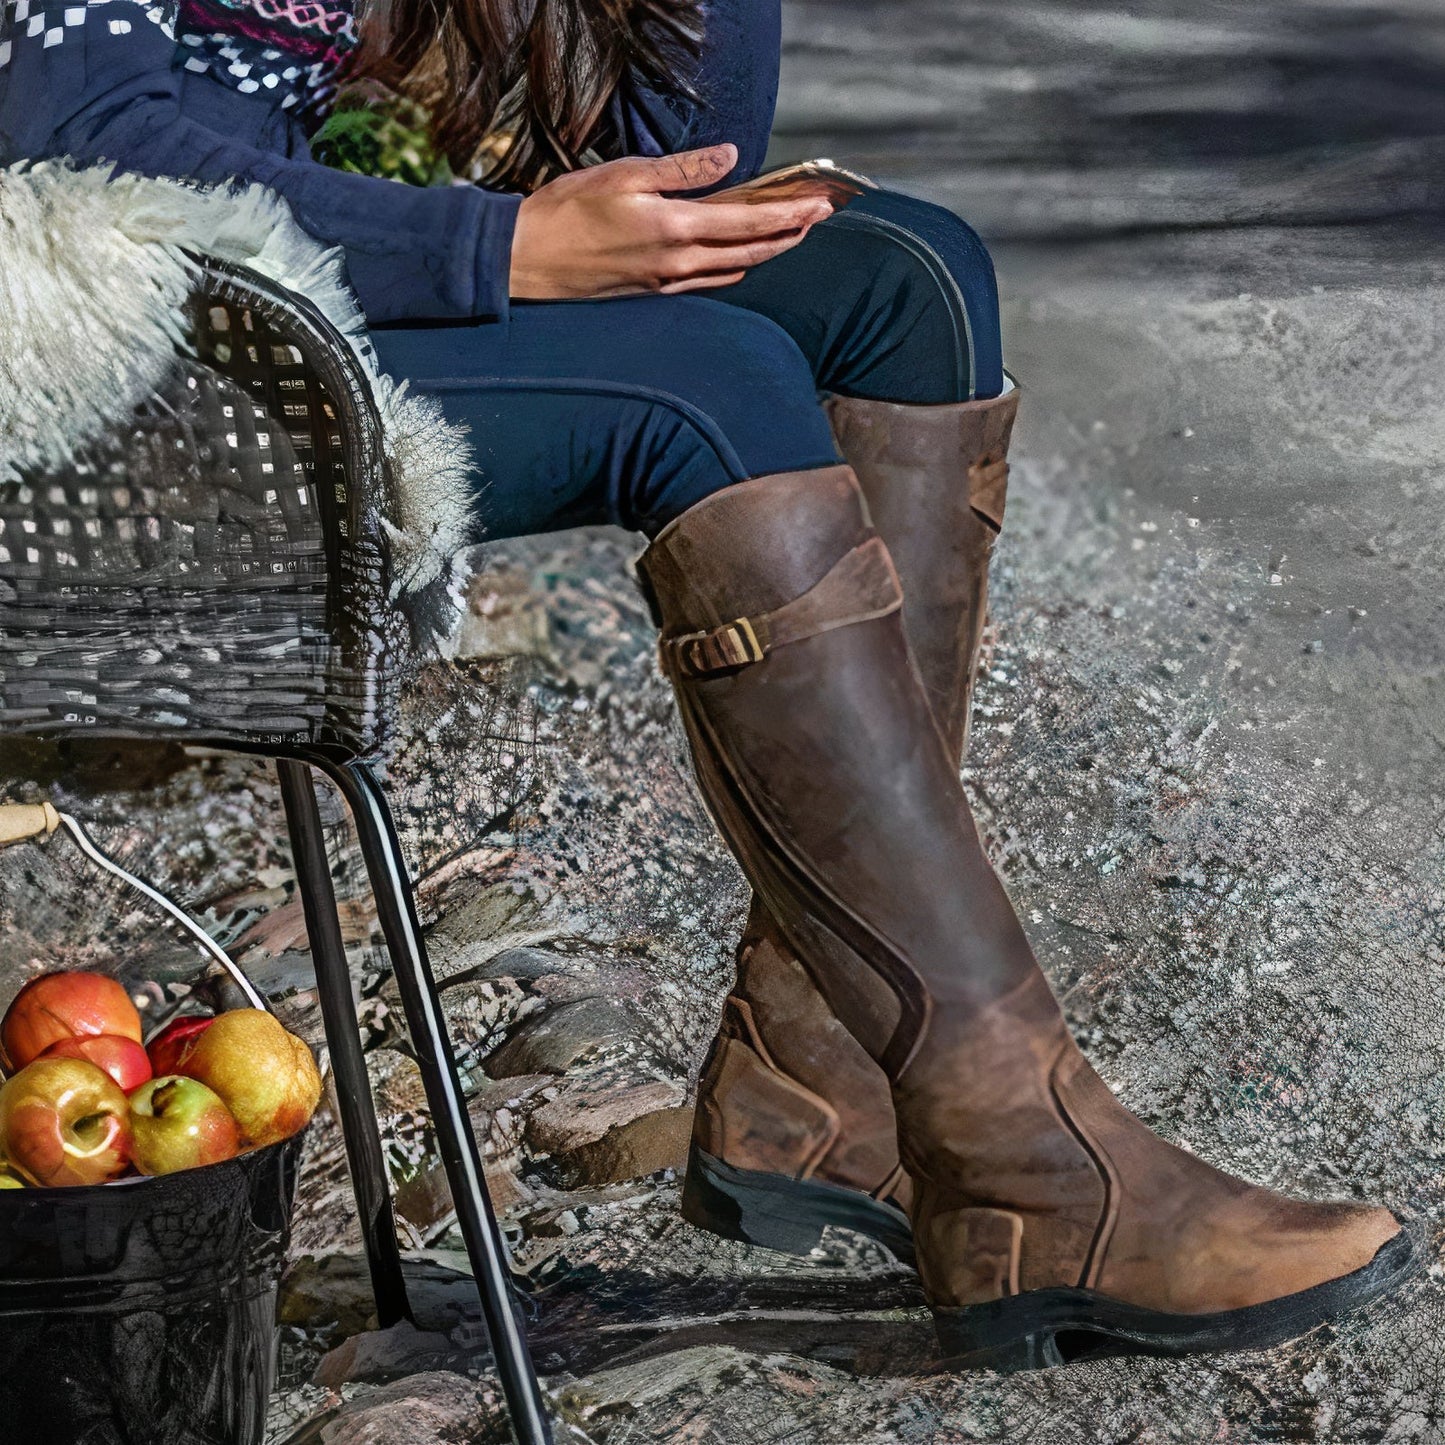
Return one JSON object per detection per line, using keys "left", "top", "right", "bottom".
{"left": 0, "top": 243, "right": 551, "bottom": 1444}
{"left": 1, "top": 263, "right": 397, "bottom": 758}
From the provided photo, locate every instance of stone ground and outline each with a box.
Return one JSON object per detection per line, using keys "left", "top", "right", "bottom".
{"left": 3, "top": 1, "right": 1444, "bottom": 1441}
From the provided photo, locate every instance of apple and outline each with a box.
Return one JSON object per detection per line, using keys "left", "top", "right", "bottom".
{"left": 128, "top": 1076, "right": 241, "bottom": 1175}
{"left": 145, "top": 1015, "right": 215, "bottom": 1078}
{"left": 180, "top": 1009, "right": 320, "bottom": 1147}
{"left": 2, "top": 972, "right": 143, "bottom": 1071}
{"left": 40, "top": 1034, "right": 152, "bottom": 1093}
{"left": 0, "top": 1058, "right": 132, "bottom": 1187}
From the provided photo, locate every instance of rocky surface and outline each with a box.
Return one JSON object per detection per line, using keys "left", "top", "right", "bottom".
{"left": 2, "top": 2, "right": 1444, "bottom": 1441}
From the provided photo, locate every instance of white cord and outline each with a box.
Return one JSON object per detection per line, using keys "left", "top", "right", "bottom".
{"left": 56, "top": 813, "right": 268, "bottom": 1012}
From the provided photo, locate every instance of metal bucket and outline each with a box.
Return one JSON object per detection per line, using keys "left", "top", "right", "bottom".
{"left": 0, "top": 1131, "right": 305, "bottom": 1445}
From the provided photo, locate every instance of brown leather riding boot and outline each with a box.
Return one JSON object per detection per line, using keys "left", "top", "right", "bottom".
{"left": 684, "top": 385, "right": 1018, "bottom": 1262}
{"left": 642, "top": 465, "right": 1408, "bottom": 1368}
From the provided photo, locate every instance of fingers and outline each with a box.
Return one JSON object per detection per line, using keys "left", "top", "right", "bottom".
{"left": 674, "top": 198, "right": 834, "bottom": 243}
{"left": 658, "top": 271, "right": 751, "bottom": 295}
{"left": 659, "top": 229, "right": 815, "bottom": 281}
{"left": 586, "top": 271, "right": 751, "bottom": 298}
{"left": 606, "top": 144, "right": 738, "bottom": 194}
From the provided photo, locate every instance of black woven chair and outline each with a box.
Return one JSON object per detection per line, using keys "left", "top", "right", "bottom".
{"left": 0, "top": 257, "right": 551, "bottom": 1445}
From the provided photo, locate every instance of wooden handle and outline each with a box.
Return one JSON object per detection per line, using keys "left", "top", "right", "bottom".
{"left": 0, "top": 803, "right": 60, "bottom": 848}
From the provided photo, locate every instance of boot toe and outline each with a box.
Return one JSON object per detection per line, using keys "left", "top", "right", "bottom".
{"left": 1271, "top": 1199, "right": 1401, "bottom": 1297}
{"left": 1185, "top": 1194, "right": 1404, "bottom": 1314}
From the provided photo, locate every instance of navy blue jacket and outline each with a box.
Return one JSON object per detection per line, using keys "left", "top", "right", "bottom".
{"left": 0, "top": 0, "right": 780, "bottom": 324}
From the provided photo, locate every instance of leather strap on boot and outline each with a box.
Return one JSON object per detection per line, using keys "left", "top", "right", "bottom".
{"left": 826, "top": 386, "right": 1020, "bottom": 758}
{"left": 661, "top": 534, "right": 904, "bottom": 680}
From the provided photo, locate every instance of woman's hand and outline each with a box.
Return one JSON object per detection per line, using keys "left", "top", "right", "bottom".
{"left": 508, "top": 144, "right": 835, "bottom": 300}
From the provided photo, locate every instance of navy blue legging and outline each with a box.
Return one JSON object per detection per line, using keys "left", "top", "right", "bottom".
{"left": 369, "top": 187, "right": 1002, "bottom": 541}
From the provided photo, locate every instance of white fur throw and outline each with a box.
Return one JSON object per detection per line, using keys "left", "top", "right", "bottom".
{"left": 0, "top": 160, "right": 476, "bottom": 595}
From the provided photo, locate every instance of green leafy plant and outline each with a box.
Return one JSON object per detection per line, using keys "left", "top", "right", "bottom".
{"left": 312, "top": 83, "right": 453, "bottom": 187}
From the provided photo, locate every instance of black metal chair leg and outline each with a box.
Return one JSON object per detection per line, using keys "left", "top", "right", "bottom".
{"left": 323, "top": 759, "right": 553, "bottom": 1445}
{"left": 277, "top": 758, "right": 411, "bottom": 1329}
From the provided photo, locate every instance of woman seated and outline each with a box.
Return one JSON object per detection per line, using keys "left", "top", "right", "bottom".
{"left": 0, "top": 0, "right": 1408, "bottom": 1367}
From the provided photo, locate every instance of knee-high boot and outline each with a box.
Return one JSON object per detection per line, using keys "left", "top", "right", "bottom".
{"left": 683, "top": 386, "right": 1017, "bottom": 1260}
{"left": 642, "top": 464, "right": 1408, "bottom": 1366}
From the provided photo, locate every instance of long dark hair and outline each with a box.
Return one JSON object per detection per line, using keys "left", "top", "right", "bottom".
{"left": 352, "top": 0, "right": 705, "bottom": 192}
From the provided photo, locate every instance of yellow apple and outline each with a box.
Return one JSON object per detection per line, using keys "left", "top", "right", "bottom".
{"left": 0, "top": 1058, "right": 132, "bottom": 1186}
{"left": 179, "top": 1009, "right": 320, "bottom": 1147}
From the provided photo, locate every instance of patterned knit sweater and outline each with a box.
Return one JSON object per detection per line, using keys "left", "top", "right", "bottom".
{"left": 0, "top": 0, "right": 355, "bottom": 113}
{"left": 174, "top": 0, "right": 356, "bottom": 112}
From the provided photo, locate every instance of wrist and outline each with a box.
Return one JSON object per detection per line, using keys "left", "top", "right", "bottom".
{"left": 508, "top": 192, "right": 550, "bottom": 299}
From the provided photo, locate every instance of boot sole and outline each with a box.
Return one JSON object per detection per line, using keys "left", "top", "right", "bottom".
{"left": 933, "top": 1227, "right": 1416, "bottom": 1371}
{"left": 682, "top": 1144, "right": 917, "bottom": 1267}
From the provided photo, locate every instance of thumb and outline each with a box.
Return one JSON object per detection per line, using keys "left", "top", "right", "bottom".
{"left": 611, "top": 144, "right": 738, "bottom": 195}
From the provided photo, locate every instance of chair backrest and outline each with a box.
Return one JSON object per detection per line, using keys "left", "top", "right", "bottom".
{"left": 0, "top": 259, "right": 404, "bottom": 764}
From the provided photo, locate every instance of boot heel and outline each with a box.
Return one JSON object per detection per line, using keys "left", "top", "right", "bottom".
{"left": 682, "top": 1143, "right": 828, "bottom": 1254}
{"left": 937, "top": 1330, "right": 1067, "bottom": 1372}
{"left": 933, "top": 1291, "right": 1082, "bottom": 1372}
{"left": 682, "top": 1144, "right": 917, "bottom": 1265}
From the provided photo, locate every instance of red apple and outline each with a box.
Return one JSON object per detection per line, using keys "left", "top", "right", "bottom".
{"left": 145, "top": 1016, "right": 215, "bottom": 1078}
{"left": 128, "top": 1076, "right": 241, "bottom": 1175}
{"left": 2, "top": 972, "right": 143, "bottom": 1071}
{"left": 180, "top": 1009, "right": 321, "bottom": 1147}
{"left": 40, "top": 1034, "right": 152, "bottom": 1093}
{"left": 0, "top": 1058, "right": 132, "bottom": 1186}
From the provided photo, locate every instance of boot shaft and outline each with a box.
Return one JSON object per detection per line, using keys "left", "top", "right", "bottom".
{"left": 690, "top": 390, "right": 1021, "bottom": 1204}
{"left": 829, "top": 385, "right": 1019, "bottom": 755}
{"left": 640, "top": 466, "right": 1042, "bottom": 1067}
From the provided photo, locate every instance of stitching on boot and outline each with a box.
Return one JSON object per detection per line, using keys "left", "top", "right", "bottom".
{"left": 917, "top": 1199, "right": 1024, "bottom": 1305}
{"left": 707, "top": 1029, "right": 841, "bottom": 1179}
{"left": 679, "top": 690, "right": 933, "bottom": 1072}
{"left": 1048, "top": 1043, "right": 1122, "bottom": 1291}
{"left": 729, "top": 997, "right": 845, "bottom": 1179}
{"left": 876, "top": 1162, "right": 911, "bottom": 1208}
{"left": 967, "top": 458, "right": 1008, "bottom": 532}
{"left": 728, "top": 996, "right": 778, "bottom": 1072}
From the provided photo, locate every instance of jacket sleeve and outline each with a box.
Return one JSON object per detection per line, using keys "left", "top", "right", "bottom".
{"left": 8, "top": 15, "right": 521, "bottom": 324}
{"left": 611, "top": 0, "right": 782, "bottom": 182}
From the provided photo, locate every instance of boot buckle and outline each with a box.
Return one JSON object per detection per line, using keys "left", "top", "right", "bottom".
{"left": 672, "top": 616, "right": 765, "bottom": 677}
{"left": 710, "top": 617, "right": 764, "bottom": 669}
